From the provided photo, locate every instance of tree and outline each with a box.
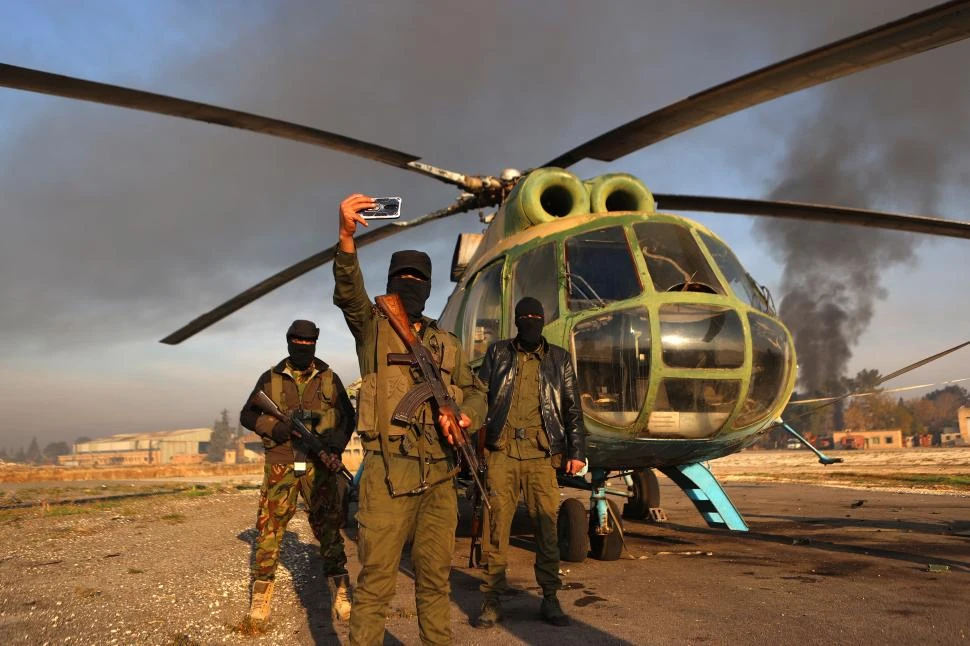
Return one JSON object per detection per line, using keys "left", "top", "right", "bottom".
{"left": 13, "top": 447, "right": 26, "bottom": 463}
{"left": 43, "top": 441, "right": 71, "bottom": 463}
{"left": 25, "top": 437, "right": 42, "bottom": 465}
{"left": 207, "top": 409, "right": 234, "bottom": 462}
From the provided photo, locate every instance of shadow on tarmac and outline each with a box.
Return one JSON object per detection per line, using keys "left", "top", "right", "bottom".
{"left": 637, "top": 521, "right": 970, "bottom": 573}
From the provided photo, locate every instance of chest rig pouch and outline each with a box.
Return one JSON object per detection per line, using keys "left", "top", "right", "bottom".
{"left": 361, "top": 314, "right": 463, "bottom": 497}
{"left": 268, "top": 368, "right": 337, "bottom": 472}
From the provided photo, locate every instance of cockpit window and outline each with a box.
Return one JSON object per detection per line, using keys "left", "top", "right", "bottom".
{"left": 633, "top": 222, "right": 724, "bottom": 294}
{"left": 565, "top": 226, "right": 641, "bottom": 311}
{"left": 735, "top": 313, "right": 792, "bottom": 427}
{"left": 512, "top": 242, "right": 560, "bottom": 325}
{"left": 461, "top": 261, "right": 503, "bottom": 362}
{"left": 649, "top": 379, "right": 740, "bottom": 438}
{"left": 571, "top": 307, "right": 651, "bottom": 428}
{"left": 698, "top": 232, "right": 772, "bottom": 313}
{"left": 659, "top": 304, "right": 744, "bottom": 369}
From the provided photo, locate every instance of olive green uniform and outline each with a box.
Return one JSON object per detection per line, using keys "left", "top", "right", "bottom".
{"left": 333, "top": 249, "right": 486, "bottom": 646}
{"left": 481, "top": 344, "right": 563, "bottom": 599}
{"left": 246, "top": 361, "right": 354, "bottom": 581}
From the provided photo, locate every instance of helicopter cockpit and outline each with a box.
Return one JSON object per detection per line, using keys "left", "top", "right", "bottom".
{"left": 562, "top": 218, "right": 792, "bottom": 440}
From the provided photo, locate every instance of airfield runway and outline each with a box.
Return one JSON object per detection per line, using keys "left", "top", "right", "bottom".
{"left": 0, "top": 463, "right": 967, "bottom": 645}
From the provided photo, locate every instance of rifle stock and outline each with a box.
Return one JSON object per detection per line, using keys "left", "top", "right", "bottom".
{"left": 375, "top": 293, "right": 419, "bottom": 347}
{"left": 374, "top": 292, "right": 490, "bottom": 510}
{"left": 248, "top": 390, "right": 353, "bottom": 484}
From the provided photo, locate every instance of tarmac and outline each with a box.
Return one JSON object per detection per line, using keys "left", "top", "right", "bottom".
{"left": 408, "top": 478, "right": 969, "bottom": 645}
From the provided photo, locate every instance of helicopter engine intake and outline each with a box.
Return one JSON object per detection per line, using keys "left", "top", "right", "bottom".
{"left": 503, "top": 167, "right": 589, "bottom": 235}
{"left": 587, "top": 173, "right": 655, "bottom": 213}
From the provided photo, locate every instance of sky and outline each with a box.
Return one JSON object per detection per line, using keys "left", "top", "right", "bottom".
{"left": 0, "top": 0, "right": 968, "bottom": 450}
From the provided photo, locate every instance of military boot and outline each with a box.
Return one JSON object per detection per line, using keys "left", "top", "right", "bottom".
{"left": 540, "top": 594, "right": 570, "bottom": 627}
{"left": 249, "top": 579, "right": 274, "bottom": 627}
{"left": 327, "top": 574, "right": 352, "bottom": 622}
{"left": 476, "top": 597, "right": 503, "bottom": 628}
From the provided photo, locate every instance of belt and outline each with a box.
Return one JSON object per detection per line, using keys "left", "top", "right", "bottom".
{"left": 366, "top": 449, "right": 451, "bottom": 464}
{"left": 513, "top": 427, "right": 528, "bottom": 440}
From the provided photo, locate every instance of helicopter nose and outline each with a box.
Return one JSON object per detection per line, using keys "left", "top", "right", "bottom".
{"left": 571, "top": 305, "right": 794, "bottom": 439}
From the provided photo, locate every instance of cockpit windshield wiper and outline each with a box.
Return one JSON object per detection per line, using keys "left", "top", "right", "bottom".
{"left": 565, "top": 271, "right": 607, "bottom": 308}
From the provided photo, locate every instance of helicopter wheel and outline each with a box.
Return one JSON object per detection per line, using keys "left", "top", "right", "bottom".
{"left": 623, "top": 468, "right": 660, "bottom": 520}
{"left": 589, "top": 499, "right": 623, "bottom": 561}
{"left": 557, "top": 498, "right": 589, "bottom": 563}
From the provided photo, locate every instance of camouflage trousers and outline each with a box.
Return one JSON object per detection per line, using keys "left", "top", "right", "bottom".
{"left": 253, "top": 461, "right": 347, "bottom": 581}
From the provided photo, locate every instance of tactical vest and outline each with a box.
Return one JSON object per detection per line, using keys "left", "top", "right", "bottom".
{"left": 260, "top": 366, "right": 338, "bottom": 453}
{"left": 355, "top": 315, "right": 464, "bottom": 494}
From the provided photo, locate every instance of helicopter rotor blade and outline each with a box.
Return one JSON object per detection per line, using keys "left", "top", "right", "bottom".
{"left": 767, "top": 339, "right": 970, "bottom": 430}
{"left": 159, "top": 195, "right": 480, "bottom": 345}
{"left": 0, "top": 63, "right": 493, "bottom": 192}
{"left": 789, "top": 376, "right": 970, "bottom": 405}
{"left": 545, "top": 0, "right": 970, "bottom": 168}
{"left": 654, "top": 194, "right": 970, "bottom": 240}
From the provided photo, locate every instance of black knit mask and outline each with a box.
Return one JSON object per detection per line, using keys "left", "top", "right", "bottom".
{"left": 287, "top": 340, "right": 315, "bottom": 371}
{"left": 387, "top": 276, "right": 431, "bottom": 322}
{"left": 514, "top": 297, "right": 545, "bottom": 351}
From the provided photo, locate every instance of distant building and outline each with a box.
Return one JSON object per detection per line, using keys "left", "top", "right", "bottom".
{"left": 58, "top": 428, "right": 212, "bottom": 466}
{"left": 833, "top": 429, "right": 903, "bottom": 450}
{"left": 959, "top": 407, "right": 970, "bottom": 445}
{"left": 227, "top": 431, "right": 265, "bottom": 464}
{"left": 343, "top": 433, "right": 364, "bottom": 471}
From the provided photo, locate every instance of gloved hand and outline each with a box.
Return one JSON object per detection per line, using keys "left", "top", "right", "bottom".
{"left": 321, "top": 452, "right": 344, "bottom": 472}
{"left": 270, "top": 422, "right": 291, "bottom": 444}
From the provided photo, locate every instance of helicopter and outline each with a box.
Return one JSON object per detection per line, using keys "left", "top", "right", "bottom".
{"left": 3, "top": 1, "right": 970, "bottom": 563}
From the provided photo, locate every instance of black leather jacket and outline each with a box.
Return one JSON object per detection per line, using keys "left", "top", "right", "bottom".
{"left": 477, "top": 338, "right": 586, "bottom": 462}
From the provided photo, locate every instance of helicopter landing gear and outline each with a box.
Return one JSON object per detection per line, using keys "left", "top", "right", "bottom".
{"left": 589, "top": 499, "right": 623, "bottom": 561}
{"left": 622, "top": 468, "right": 663, "bottom": 521}
{"left": 557, "top": 498, "right": 589, "bottom": 562}
{"left": 586, "top": 472, "right": 624, "bottom": 561}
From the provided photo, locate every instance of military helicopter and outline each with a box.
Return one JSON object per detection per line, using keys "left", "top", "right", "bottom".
{"left": 4, "top": 0, "right": 970, "bottom": 563}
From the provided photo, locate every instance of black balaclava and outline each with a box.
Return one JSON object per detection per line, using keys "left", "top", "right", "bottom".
{"left": 286, "top": 319, "right": 319, "bottom": 371}
{"left": 386, "top": 250, "right": 432, "bottom": 323}
{"left": 514, "top": 297, "right": 545, "bottom": 351}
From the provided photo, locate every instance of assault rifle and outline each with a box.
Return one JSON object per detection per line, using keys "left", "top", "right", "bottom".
{"left": 467, "top": 422, "right": 489, "bottom": 567}
{"left": 248, "top": 390, "right": 354, "bottom": 484}
{"left": 374, "top": 292, "right": 490, "bottom": 510}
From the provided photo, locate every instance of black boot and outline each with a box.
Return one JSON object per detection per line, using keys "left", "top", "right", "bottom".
{"left": 540, "top": 594, "right": 570, "bottom": 627}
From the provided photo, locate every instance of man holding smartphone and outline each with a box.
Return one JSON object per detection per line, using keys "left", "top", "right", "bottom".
{"left": 333, "top": 193, "right": 487, "bottom": 645}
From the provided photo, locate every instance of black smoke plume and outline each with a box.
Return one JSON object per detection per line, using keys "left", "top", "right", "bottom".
{"left": 755, "top": 43, "right": 967, "bottom": 394}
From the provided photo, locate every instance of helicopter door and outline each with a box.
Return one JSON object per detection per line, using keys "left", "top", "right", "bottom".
{"left": 460, "top": 260, "right": 505, "bottom": 362}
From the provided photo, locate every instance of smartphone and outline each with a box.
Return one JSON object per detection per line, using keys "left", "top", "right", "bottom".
{"left": 359, "top": 196, "right": 402, "bottom": 219}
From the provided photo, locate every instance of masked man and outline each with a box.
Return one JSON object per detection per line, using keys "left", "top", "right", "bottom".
{"left": 475, "top": 297, "right": 587, "bottom": 628}
{"left": 240, "top": 319, "right": 357, "bottom": 627}
{"left": 333, "top": 193, "right": 486, "bottom": 646}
